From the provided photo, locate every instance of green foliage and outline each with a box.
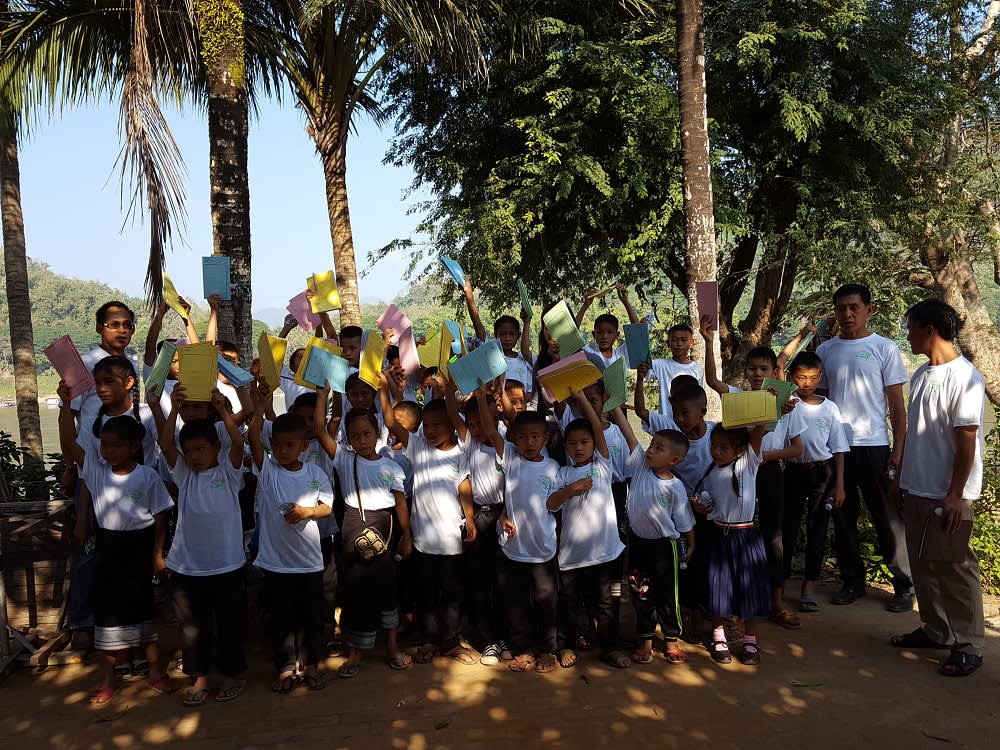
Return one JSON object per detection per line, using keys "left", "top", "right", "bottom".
{"left": 0, "top": 430, "right": 64, "bottom": 500}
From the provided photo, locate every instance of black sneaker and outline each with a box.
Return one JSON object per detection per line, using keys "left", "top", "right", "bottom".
{"left": 831, "top": 583, "right": 865, "bottom": 605}
{"left": 887, "top": 591, "right": 914, "bottom": 613}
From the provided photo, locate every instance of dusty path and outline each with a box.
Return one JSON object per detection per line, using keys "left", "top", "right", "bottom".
{"left": 1, "top": 581, "right": 998, "bottom": 750}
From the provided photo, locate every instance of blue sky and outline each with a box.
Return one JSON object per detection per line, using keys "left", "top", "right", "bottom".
{"left": 16, "top": 96, "right": 420, "bottom": 313}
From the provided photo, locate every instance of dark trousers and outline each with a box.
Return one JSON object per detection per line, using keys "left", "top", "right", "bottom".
{"left": 466, "top": 504, "right": 506, "bottom": 647}
{"left": 756, "top": 461, "right": 785, "bottom": 590}
{"left": 833, "top": 445, "right": 912, "bottom": 591}
{"left": 414, "top": 551, "right": 464, "bottom": 652}
{"left": 783, "top": 460, "right": 835, "bottom": 582}
{"left": 263, "top": 570, "right": 324, "bottom": 673}
{"left": 498, "top": 556, "right": 558, "bottom": 656}
{"left": 557, "top": 557, "right": 621, "bottom": 654}
{"left": 171, "top": 569, "right": 247, "bottom": 678}
{"left": 629, "top": 535, "right": 682, "bottom": 641}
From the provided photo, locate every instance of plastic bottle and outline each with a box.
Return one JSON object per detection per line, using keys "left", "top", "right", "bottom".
{"left": 678, "top": 538, "right": 688, "bottom": 570}
{"left": 824, "top": 497, "right": 835, "bottom": 511}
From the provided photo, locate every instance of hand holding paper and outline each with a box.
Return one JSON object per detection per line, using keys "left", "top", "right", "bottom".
{"left": 44, "top": 336, "right": 94, "bottom": 401}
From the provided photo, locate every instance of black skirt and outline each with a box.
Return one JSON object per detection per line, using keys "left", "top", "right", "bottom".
{"left": 705, "top": 523, "right": 771, "bottom": 620}
{"left": 340, "top": 505, "right": 398, "bottom": 635}
{"left": 94, "top": 525, "right": 158, "bottom": 650}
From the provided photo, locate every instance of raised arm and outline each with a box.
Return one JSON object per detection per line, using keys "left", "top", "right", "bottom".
{"left": 56, "top": 381, "right": 84, "bottom": 468}
{"left": 279, "top": 314, "right": 296, "bottom": 338}
{"left": 212, "top": 388, "right": 245, "bottom": 469}
{"left": 609, "top": 405, "right": 640, "bottom": 453}
{"left": 776, "top": 321, "right": 816, "bottom": 373}
{"left": 157, "top": 386, "right": 183, "bottom": 469}
{"left": 379, "top": 372, "right": 410, "bottom": 448}
{"left": 144, "top": 301, "right": 169, "bottom": 366}
{"left": 574, "top": 288, "right": 599, "bottom": 327}
{"left": 204, "top": 294, "right": 221, "bottom": 343}
{"left": 248, "top": 384, "right": 268, "bottom": 470}
{"left": 698, "top": 314, "right": 728, "bottom": 395}
{"left": 617, "top": 285, "right": 642, "bottom": 325}
{"left": 179, "top": 297, "right": 200, "bottom": 343}
{"left": 318, "top": 310, "right": 337, "bottom": 340}
{"left": 313, "top": 382, "right": 339, "bottom": 459}
{"left": 571, "top": 388, "right": 608, "bottom": 459}
{"left": 633, "top": 362, "right": 652, "bottom": 422}
{"left": 474, "top": 383, "right": 505, "bottom": 457}
{"left": 443, "top": 377, "right": 468, "bottom": 442}
{"left": 463, "top": 276, "right": 487, "bottom": 343}
{"left": 519, "top": 309, "right": 534, "bottom": 361}
{"left": 749, "top": 423, "right": 767, "bottom": 457}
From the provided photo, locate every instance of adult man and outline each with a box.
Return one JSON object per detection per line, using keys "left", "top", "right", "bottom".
{"left": 66, "top": 300, "right": 137, "bottom": 650}
{"left": 817, "top": 284, "right": 912, "bottom": 610}
{"left": 891, "top": 299, "right": 984, "bottom": 676}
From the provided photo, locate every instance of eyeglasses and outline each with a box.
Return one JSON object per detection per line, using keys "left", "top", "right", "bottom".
{"left": 102, "top": 321, "right": 136, "bottom": 331}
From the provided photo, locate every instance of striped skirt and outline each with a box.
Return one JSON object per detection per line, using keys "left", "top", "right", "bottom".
{"left": 340, "top": 506, "right": 398, "bottom": 648}
{"left": 94, "top": 525, "right": 158, "bottom": 651}
{"left": 705, "top": 523, "right": 771, "bottom": 620}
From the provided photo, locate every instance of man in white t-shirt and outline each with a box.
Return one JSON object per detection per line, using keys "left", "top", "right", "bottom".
{"left": 817, "top": 284, "right": 912, "bottom": 611}
{"left": 891, "top": 300, "right": 985, "bottom": 677}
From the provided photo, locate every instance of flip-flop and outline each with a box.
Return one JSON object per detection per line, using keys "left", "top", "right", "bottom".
{"left": 665, "top": 649, "right": 688, "bottom": 665}
{"left": 770, "top": 609, "right": 802, "bottom": 629}
{"left": 388, "top": 653, "right": 413, "bottom": 670}
{"left": 413, "top": 645, "right": 437, "bottom": 664}
{"left": 891, "top": 628, "right": 949, "bottom": 649}
{"left": 507, "top": 653, "right": 535, "bottom": 672}
{"left": 535, "top": 653, "right": 558, "bottom": 673}
{"left": 939, "top": 652, "right": 983, "bottom": 677}
{"left": 215, "top": 679, "right": 246, "bottom": 702}
{"left": 602, "top": 651, "right": 631, "bottom": 669}
{"left": 183, "top": 687, "right": 210, "bottom": 707}
{"left": 148, "top": 677, "right": 176, "bottom": 695}
{"left": 630, "top": 649, "right": 653, "bottom": 664}
{"left": 798, "top": 595, "right": 820, "bottom": 613}
{"left": 271, "top": 674, "right": 295, "bottom": 694}
{"left": 337, "top": 661, "right": 362, "bottom": 679}
{"left": 89, "top": 687, "right": 116, "bottom": 706}
{"left": 558, "top": 649, "right": 578, "bottom": 668}
{"left": 302, "top": 671, "right": 328, "bottom": 691}
{"left": 443, "top": 646, "right": 477, "bottom": 665}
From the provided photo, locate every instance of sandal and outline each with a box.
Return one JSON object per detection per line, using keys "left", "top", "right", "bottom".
{"left": 771, "top": 609, "right": 802, "bottom": 630}
{"left": 337, "top": 661, "right": 362, "bottom": 679}
{"left": 664, "top": 646, "right": 688, "bottom": 665}
{"left": 558, "top": 649, "right": 578, "bottom": 668}
{"left": 939, "top": 652, "right": 983, "bottom": 677}
{"left": 891, "top": 628, "right": 949, "bottom": 650}
{"left": 575, "top": 636, "right": 593, "bottom": 651}
{"left": 215, "top": 679, "right": 246, "bottom": 702}
{"left": 302, "top": 671, "right": 328, "bottom": 690}
{"left": 413, "top": 644, "right": 437, "bottom": 664}
{"left": 442, "top": 646, "right": 476, "bottom": 665}
{"left": 89, "top": 687, "right": 116, "bottom": 706}
{"left": 183, "top": 687, "right": 210, "bottom": 707}
{"left": 739, "top": 642, "right": 761, "bottom": 666}
{"left": 798, "top": 595, "right": 820, "bottom": 613}
{"left": 388, "top": 653, "right": 413, "bottom": 670}
{"left": 508, "top": 653, "right": 536, "bottom": 672}
{"left": 630, "top": 648, "right": 653, "bottom": 664}
{"left": 710, "top": 640, "right": 732, "bottom": 664}
{"left": 271, "top": 673, "right": 295, "bottom": 694}
{"left": 535, "top": 653, "right": 558, "bottom": 673}
{"left": 602, "top": 650, "right": 631, "bottom": 669}
{"left": 148, "top": 677, "right": 176, "bottom": 695}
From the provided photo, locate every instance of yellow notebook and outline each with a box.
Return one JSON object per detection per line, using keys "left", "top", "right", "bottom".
{"left": 536, "top": 352, "right": 603, "bottom": 403}
{"left": 721, "top": 390, "right": 777, "bottom": 428}
{"left": 307, "top": 270, "right": 341, "bottom": 313}
{"left": 177, "top": 342, "right": 219, "bottom": 402}
{"left": 294, "top": 337, "right": 345, "bottom": 389}
{"left": 438, "top": 322, "right": 454, "bottom": 381}
{"left": 359, "top": 332, "right": 386, "bottom": 390}
{"left": 257, "top": 332, "right": 287, "bottom": 393}
{"left": 162, "top": 273, "right": 189, "bottom": 320}
{"left": 417, "top": 331, "right": 440, "bottom": 368}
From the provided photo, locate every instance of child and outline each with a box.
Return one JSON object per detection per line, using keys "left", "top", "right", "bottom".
{"left": 248, "top": 404, "right": 334, "bottom": 693}
{"left": 783, "top": 353, "right": 848, "bottom": 612}
{"left": 626, "top": 428, "right": 696, "bottom": 665}
{"left": 58, "top": 383, "right": 174, "bottom": 704}
{"left": 312, "top": 383, "right": 414, "bottom": 677}
{"left": 700, "top": 318, "right": 805, "bottom": 629}
{"left": 478, "top": 396, "right": 561, "bottom": 673}
{"left": 382, "top": 381, "right": 477, "bottom": 665}
{"left": 574, "top": 285, "right": 643, "bottom": 368}
{"left": 548, "top": 390, "right": 632, "bottom": 669}
{"left": 339, "top": 374, "right": 389, "bottom": 452}
{"left": 649, "top": 324, "right": 705, "bottom": 419}
{"left": 693, "top": 424, "right": 771, "bottom": 665}
{"left": 158, "top": 388, "right": 248, "bottom": 706}
{"left": 462, "top": 275, "right": 536, "bottom": 395}
{"left": 339, "top": 326, "right": 364, "bottom": 370}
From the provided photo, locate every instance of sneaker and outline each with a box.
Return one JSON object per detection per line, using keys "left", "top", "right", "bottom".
{"left": 499, "top": 641, "right": 513, "bottom": 661}
{"left": 480, "top": 643, "right": 502, "bottom": 666}
{"left": 887, "top": 591, "right": 914, "bottom": 613}
{"left": 831, "top": 583, "right": 865, "bottom": 605}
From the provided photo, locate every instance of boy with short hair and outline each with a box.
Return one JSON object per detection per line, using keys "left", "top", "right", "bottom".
{"left": 649, "top": 324, "right": 705, "bottom": 420}
{"left": 575, "top": 285, "right": 643, "bottom": 368}
{"left": 339, "top": 326, "right": 364, "bottom": 370}
{"left": 462, "top": 276, "right": 536, "bottom": 395}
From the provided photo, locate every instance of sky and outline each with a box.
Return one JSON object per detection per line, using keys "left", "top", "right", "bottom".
{"left": 16, "top": 95, "right": 421, "bottom": 315}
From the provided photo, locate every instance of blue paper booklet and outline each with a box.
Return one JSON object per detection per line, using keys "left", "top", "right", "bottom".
{"left": 216, "top": 355, "right": 255, "bottom": 388}
{"left": 623, "top": 323, "right": 650, "bottom": 367}
{"left": 447, "top": 339, "right": 508, "bottom": 396}
{"left": 303, "top": 347, "right": 349, "bottom": 392}
{"left": 440, "top": 256, "right": 466, "bottom": 289}
{"left": 202, "top": 256, "right": 232, "bottom": 300}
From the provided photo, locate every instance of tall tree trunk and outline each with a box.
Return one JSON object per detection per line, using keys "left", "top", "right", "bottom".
{"left": 676, "top": 0, "right": 720, "bottom": 409}
{"left": 318, "top": 123, "right": 362, "bottom": 327}
{"left": 195, "top": 0, "right": 253, "bottom": 364}
{"left": 0, "top": 122, "right": 44, "bottom": 471}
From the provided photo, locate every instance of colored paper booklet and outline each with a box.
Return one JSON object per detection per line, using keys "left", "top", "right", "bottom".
{"left": 397, "top": 327, "right": 422, "bottom": 374}
{"left": 696, "top": 281, "right": 719, "bottom": 330}
{"left": 448, "top": 339, "right": 508, "bottom": 396}
{"left": 440, "top": 256, "right": 466, "bottom": 289}
{"left": 294, "top": 337, "right": 348, "bottom": 392}
{"left": 43, "top": 336, "right": 94, "bottom": 400}
{"left": 202, "top": 256, "right": 231, "bottom": 300}
{"left": 287, "top": 290, "right": 321, "bottom": 333}
{"left": 177, "top": 343, "right": 219, "bottom": 402}
{"left": 438, "top": 322, "right": 455, "bottom": 380}
{"left": 307, "top": 270, "right": 341, "bottom": 313}
{"left": 542, "top": 301, "right": 586, "bottom": 357}
{"left": 258, "top": 332, "right": 287, "bottom": 393}
{"left": 217, "top": 355, "right": 255, "bottom": 388}
{"left": 623, "top": 323, "right": 651, "bottom": 367}
{"left": 376, "top": 305, "right": 413, "bottom": 342}
{"left": 144, "top": 341, "right": 177, "bottom": 398}
{"left": 359, "top": 331, "right": 386, "bottom": 390}
{"left": 162, "top": 273, "right": 189, "bottom": 320}
{"left": 417, "top": 331, "right": 440, "bottom": 369}
{"left": 517, "top": 278, "right": 533, "bottom": 320}
{"left": 602, "top": 358, "right": 628, "bottom": 412}
{"left": 721, "top": 390, "right": 776, "bottom": 428}
{"left": 761, "top": 378, "right": 798, "bottom": 417}
{"left": 536, "top": 351, "right": 603, "bottom": 403}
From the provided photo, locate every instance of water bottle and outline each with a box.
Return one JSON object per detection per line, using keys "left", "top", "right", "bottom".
{"left": 678, "top": 538, "right": 688, "bottom": 570}
{"left": 824, "top": 497, "right": 835, "bottom": 511}
{"left": 699, "top": 491, "right": 714, "bottom": 512}
{"left": 934, "top": 506, "right": 943, "bottom": 517}
{"left": 278, "top": 502, "right": 295, "bottom": 517}
{"left": 887, "top": 467, "right": 897, "bottom": 481}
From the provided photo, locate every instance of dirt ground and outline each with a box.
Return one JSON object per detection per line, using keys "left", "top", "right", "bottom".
{"left": 1, "top": 580, "right": 998, "bottom": 750}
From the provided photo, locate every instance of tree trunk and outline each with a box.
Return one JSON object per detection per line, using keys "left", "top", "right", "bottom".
{"left": 195, "top": 0, "right": 253, "bottom": 364}
{"left": 318, "top": 126, "right": 362, "bottom": 328}
{"left": 676, "top": 0, "right": 720, "bottom": 410}
{"left": 0, "top": 123, "right": 44, "bottom": 470}
{"left": 718, "top": 233, "right": 759, "bottom": 370}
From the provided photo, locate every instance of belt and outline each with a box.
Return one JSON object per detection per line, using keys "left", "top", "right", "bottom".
{"left": 714, "top": 520, "right": 755, "bottom": 531}
{"left": 475, "top": 502, "right": 504, "bottom": 510}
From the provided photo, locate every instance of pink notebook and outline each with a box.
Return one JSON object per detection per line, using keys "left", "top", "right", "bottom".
{"left": 287, "top": 291, "right": 322, "bottom": 333}
{"left": 44, "top": 336, "right": 94, "bottom": 400}
{"left": 377, "top": 305, "right": 413, "bottom": 342}
{"left": 696, "top": 281, "right": 719, "bottom": 329}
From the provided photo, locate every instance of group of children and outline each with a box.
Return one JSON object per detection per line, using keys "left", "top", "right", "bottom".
{"left": 58, "top": 279, "right": 853, "bottom": 707}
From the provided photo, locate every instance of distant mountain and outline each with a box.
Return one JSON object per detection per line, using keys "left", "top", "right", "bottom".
{"left": 253, "top": 307, "right": 289, "bottom": 329}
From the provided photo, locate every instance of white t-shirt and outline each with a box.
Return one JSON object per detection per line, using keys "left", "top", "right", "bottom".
{"left": 381, "top": 445, "right": 414, "bottom": 499}
{"left": 333, "top": 450, "right": 405, "bottom": 511}
{"left": 70, "top": 344, "right": 117, "bottom": 427}
{"left": 816, "top": 334, "right": 907, "bottom": 446}
{"left": 650, "top": 358, "right": 705, "bottom": 419}
{"left": 253, "top": 458, "right": 333, "bottom": 574}
{"left": 78, "top": 405, "right": 161, "bottom": 474}
{"left": 642, "top": 411, "right": 716, "bottom": 495}
{"left": 554, "top": 453, "right": 625, "bottom": 569}
{"left": 280, "top": 364, "right": 312, "bottom": 412}
{"left": 81, "top": 451, "right": 173, "bottom": 532}
{"left": 167, "top": 457, "right": 245, "bottom": 576}
{"left": 585, "top": 343, "right": 629, "bottom": 370}
{"left": 499, "top": 449, "right": 559, "bottom": 563}
{"left": 900, "top": 356, "right": 985, "bottom": 501}
{"left": 761, "top": 406, "right": 807, "bottom": 455}
{"left": 562, "top": 421, "right": 629, "bottom": 483}
{"left": 625, "top": 446, "right": 695, "bottom": 540}
{"left": 460, "top": 435, "right": 505, "bottom": 506}
{"left": 406, "top": 430, "right": 469, "bottom": 556}
{"left": 502, "top": 351, "right": 536, "bottom": 393}
{"left": 216, "top": 379, "right": 241, "bottom": 413}
{"left": 259, "top": 426, "right": 339, "bottom": 537}
{"left": 790, "top": 398, "right": 850, "bottom": 463}
{"left": 702, "top": 446, "right": 764, "bottom": 524}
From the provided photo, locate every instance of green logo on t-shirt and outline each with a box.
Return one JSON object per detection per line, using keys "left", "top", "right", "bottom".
{"left": 656, "top": 493, "right": 673, "bottom": 508}
{"left": 209, "top": 479, "right": 225, "bottom": 489}
{"left": 126, "top": 490, "right": 143, "bottom": 503}
{"left": 309, "top": 480, "right": 321, "bottom": 491}
{"left": 816, "top": 418, "right": 830, "bottom": 433}
{"left": 378, "top": 470, "right": 394, "bottom": 488}
{"left": 930, "top": 382, "right": 942, "bottom": 393}
{"left": 537, "top": 476, "right": 553, "bottom": 491}
{"left": 856, "top": 351, "right": 872, "bottom": 361}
